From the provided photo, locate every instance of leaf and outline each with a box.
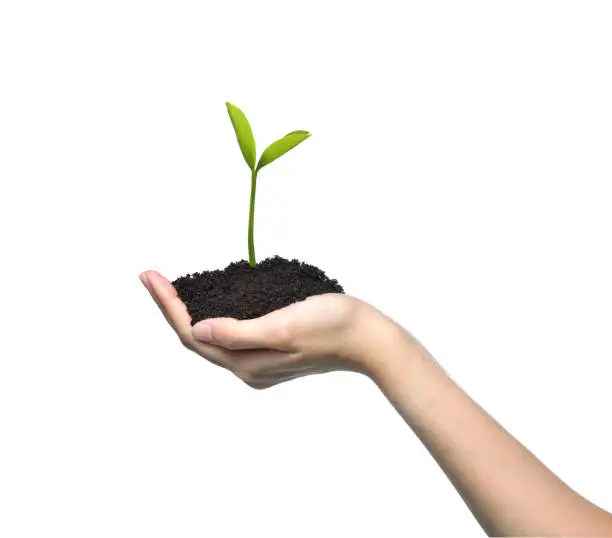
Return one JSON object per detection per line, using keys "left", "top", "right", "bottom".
{"left": 226, "top": 102, "right": 256, "bottom": 171}
{"left": 256, "top": 131, "right": 311, "bottom": 171}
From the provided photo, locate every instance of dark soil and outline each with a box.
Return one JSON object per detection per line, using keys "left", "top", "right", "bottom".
{"left": 172, "top": 256, "right": 344, "bottom": 324}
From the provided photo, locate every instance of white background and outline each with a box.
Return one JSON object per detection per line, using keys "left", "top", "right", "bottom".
{"left": 1, "top": 1, "right": 611, "bottom": 536}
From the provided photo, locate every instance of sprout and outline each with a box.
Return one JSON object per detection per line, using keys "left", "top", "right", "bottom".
{"left": 225, "top": 102, "right": 311, "bottom": 267}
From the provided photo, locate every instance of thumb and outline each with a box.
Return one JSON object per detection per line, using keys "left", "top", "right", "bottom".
{"left": 191, "top": 311, "right": 291, "bottom": 351}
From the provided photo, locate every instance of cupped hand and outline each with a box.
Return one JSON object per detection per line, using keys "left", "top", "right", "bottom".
{"left": 139, "top": 270, "right": 383, "bottom": 389}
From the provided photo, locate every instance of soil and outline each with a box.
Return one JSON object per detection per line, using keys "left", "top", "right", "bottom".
{"left": 172, "top": 256, "right": 344, "bottom": 324}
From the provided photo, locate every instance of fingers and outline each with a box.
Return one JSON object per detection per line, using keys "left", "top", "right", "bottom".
{"left": 139, "top": 270, "right": 234, "bottom": 368}
{"left": 139, "top": 271, "right": 318, "bottom": 387}
{"left": 140, "top": 270, "right": 193, "bottom": 343}
{"left": 225, "top": 349, "right": 322, "bottom": 389}
{"left": 191, "top": 308, "right": 294, "bottom": 351}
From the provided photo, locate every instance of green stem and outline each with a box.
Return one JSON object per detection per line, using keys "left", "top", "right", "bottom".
{"left": 248, "top": 169, "right": 257, "bottom": 267}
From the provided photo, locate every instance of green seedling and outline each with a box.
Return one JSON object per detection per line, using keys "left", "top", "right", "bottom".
{"left": 225, "top": 102, "right": 311, "bottom": 267}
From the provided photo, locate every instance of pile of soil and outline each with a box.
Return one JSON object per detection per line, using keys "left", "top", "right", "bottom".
{"left": 172, "top": 256, "right": 344, "bottom": 324}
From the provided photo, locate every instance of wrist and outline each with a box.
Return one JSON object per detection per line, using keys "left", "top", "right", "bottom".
{"left": 347, "top": 302, "right": 427, "bottom": 381}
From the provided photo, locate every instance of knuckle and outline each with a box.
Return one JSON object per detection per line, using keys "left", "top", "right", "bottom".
{"left": 276, "top": 318, "right": 297, "bottom": 347}
{"left": 219, "top": 332, "right": 239, "bottom": 350}
{"left": 178, "top": 332, "right": 194, "bottom": 350}
{"left": 236, "top": 368, "right": 255, "bottom": 383}
{"left": 235, "top": 368, "right": 267, "bottom": 390}
{"left": 244, "top": 379, "right": 268, "bottom": 390}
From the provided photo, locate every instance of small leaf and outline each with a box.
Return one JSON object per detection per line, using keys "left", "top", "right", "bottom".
{"left": 226, "top": 102, "right": 256, "bottom": 171}
{"left": 256, "top": 131, "right": 311, "bottom": 171}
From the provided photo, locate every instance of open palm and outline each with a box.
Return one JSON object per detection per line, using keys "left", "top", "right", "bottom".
{"left": 140, "top": 270, "right": 371, "bottom": 389}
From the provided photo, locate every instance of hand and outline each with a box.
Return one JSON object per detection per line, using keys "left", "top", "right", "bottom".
{"left": 139, "top": 270, "right": 390, "bottom": 389}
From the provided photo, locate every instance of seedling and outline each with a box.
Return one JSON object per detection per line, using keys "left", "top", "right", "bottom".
{"left": 225, "top": 102, "right": 311, "bottom": 267}
{"left": 170, "top": 103, "right": 341, "bottom": 324}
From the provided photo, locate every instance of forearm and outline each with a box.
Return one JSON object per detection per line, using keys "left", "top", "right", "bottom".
{"left": 359, "top": 315, "right": 612, "bottom": 537}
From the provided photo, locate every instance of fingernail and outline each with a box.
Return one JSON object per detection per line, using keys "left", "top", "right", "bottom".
{"left": 193, "top": 323, "right": 212, "bottom": 342}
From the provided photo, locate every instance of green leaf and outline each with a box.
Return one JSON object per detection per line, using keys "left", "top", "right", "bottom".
{"left": 256, "top": 131, "right": 311, "bottom": 171}
{"left": 226, "top": 102, "right": 256, "bottom": 171}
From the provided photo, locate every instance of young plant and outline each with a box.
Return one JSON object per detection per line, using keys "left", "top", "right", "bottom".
{"left": 225, "top": 102, "right": 311, "bottom": 267}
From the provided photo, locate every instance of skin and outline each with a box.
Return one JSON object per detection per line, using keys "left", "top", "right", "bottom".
{"left": 140, "top": 270, "right": 612, "bottom": 537}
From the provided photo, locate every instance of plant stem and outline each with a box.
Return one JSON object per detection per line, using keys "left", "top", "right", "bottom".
{"left": 248, "top": 169, "right": 257, "bottom": 267}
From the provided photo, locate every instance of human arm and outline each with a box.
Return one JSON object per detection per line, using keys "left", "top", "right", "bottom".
{"left": 364, "top": 320, "right": 612, "bottom": 537}
{"left": 140, "top": 270, "right": 612, "bottom": 536}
